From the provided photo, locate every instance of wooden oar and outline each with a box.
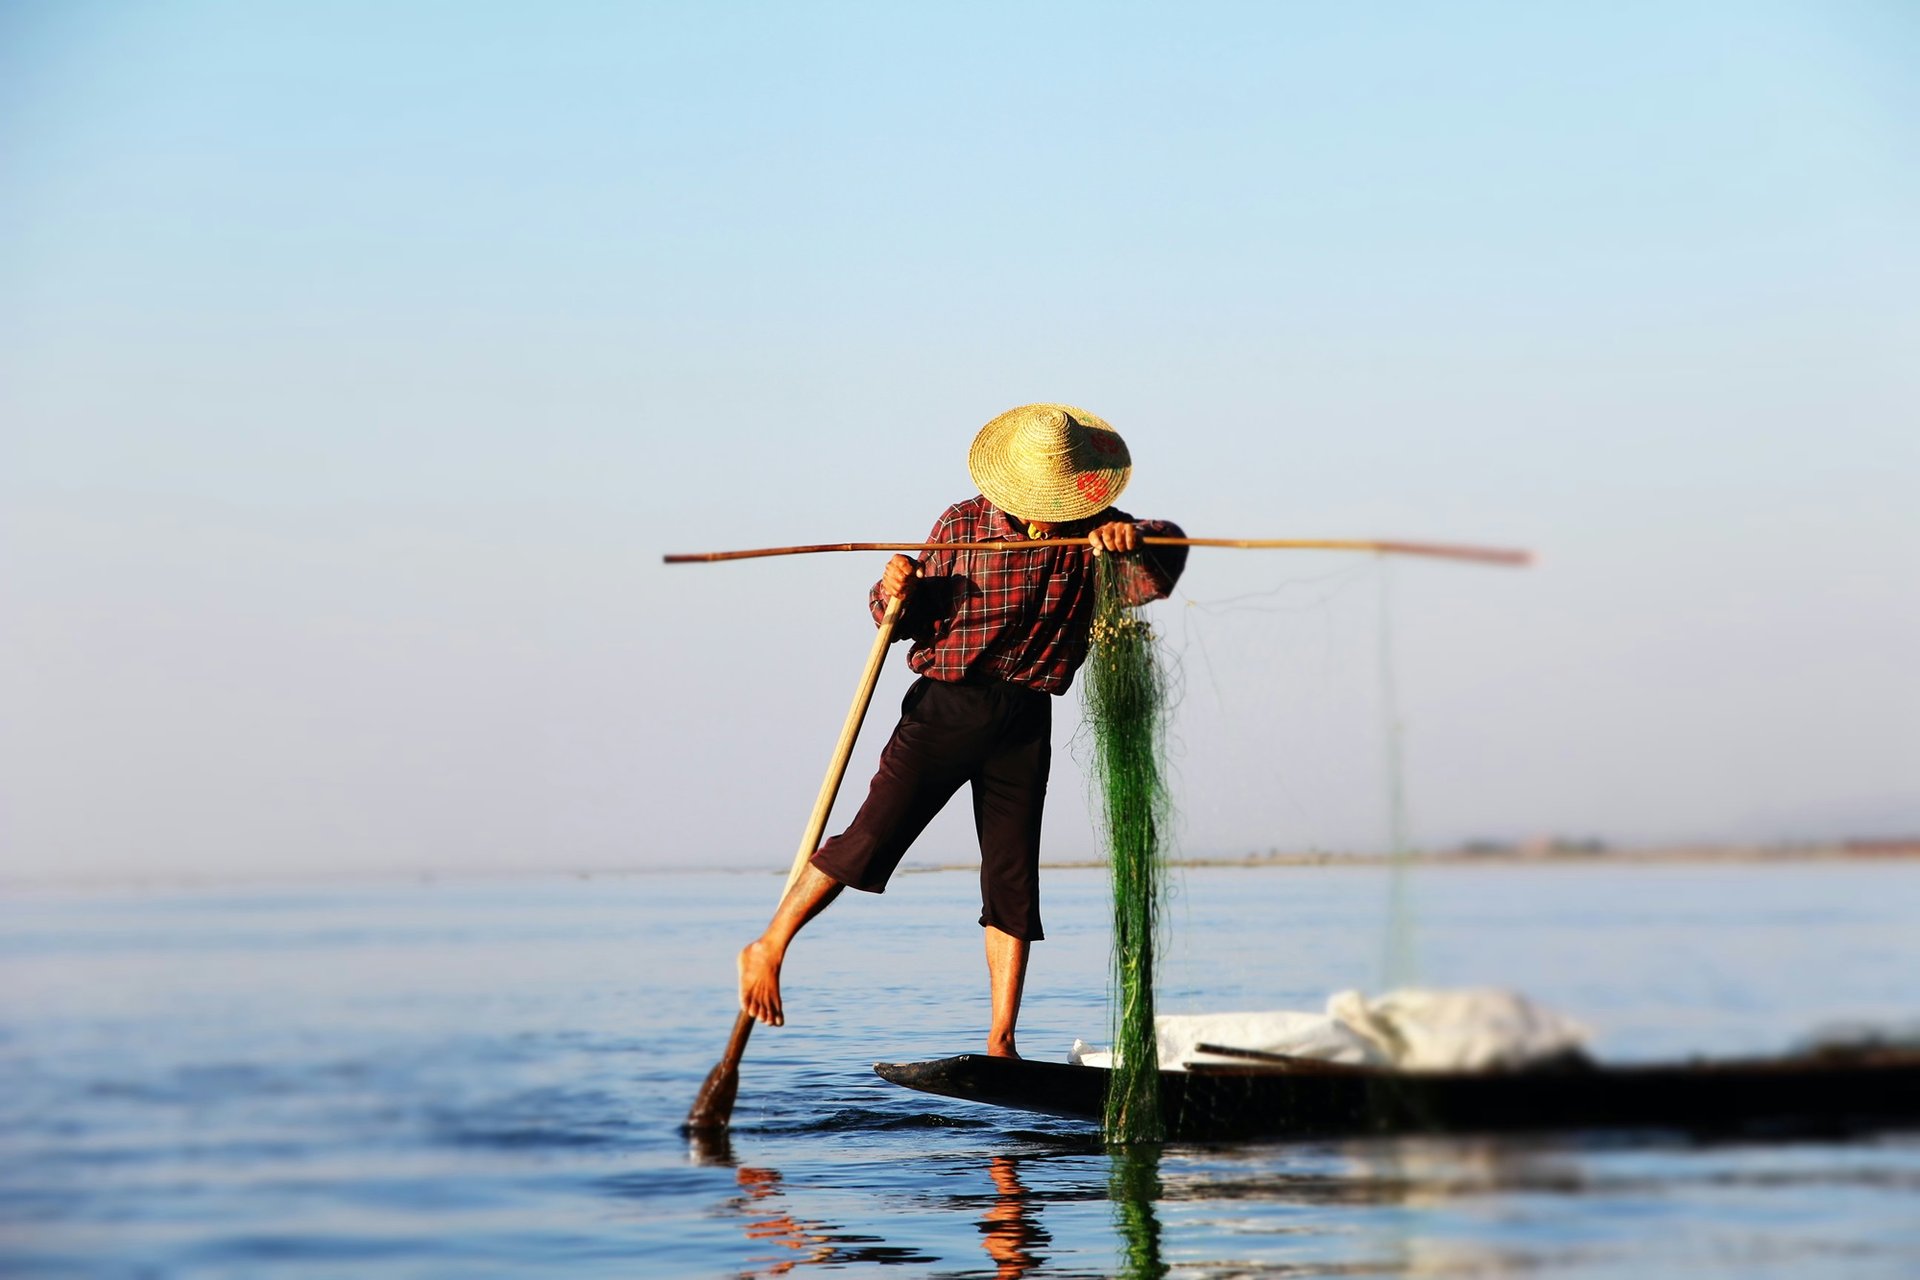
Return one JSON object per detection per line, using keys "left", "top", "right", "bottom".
{"left": 665, "top": 537, "right": 1531, "bottom": 568}
{"left": 684, "top": 591, "right": 908, "bottom": 1133}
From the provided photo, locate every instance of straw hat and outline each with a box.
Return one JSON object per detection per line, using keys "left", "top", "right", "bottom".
{"left": 967, "top": 403, "right": 1132, "bottom": 523}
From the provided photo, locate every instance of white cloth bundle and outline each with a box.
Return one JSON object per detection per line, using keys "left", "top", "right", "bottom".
{"left": 1325, "top": 987, "right": 1591, "bottom": 1071}
{"left": 1071, "top": 987, "right": 1591, "bottom": 1072}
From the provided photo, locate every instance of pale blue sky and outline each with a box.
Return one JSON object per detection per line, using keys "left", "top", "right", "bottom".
{"left": 3, "top": 2, "right": 1916, "bottom": 880}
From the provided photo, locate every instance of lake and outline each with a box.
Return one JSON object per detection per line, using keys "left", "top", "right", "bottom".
{"left": 4, "top": 861, "right": 1918, "bottom": 1277}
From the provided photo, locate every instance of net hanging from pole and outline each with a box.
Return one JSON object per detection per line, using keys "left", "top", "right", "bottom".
{"left": 1085, "top": 553, "right": 1174, "bottom": 1144}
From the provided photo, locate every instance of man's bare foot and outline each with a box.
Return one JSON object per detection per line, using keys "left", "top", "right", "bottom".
{"left": 738, "top": 938, "right": 785, "bottom": 1026}
{"left": 987, "top": 1035, "right": 1020, "bottom": 1059}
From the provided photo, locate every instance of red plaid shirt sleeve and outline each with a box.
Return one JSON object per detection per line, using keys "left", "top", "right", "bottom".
{"left": 865, "top": 496, "right": 1186, "bottom": 694}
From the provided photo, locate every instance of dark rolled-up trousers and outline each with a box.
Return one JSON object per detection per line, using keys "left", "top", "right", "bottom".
{"left": 810, "top": 675, "right": 1051, "bottom": 941}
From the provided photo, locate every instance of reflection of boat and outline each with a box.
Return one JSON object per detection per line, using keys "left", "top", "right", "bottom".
{"left": 874, "top": 1048, "right": 1920, "bottom": 1142}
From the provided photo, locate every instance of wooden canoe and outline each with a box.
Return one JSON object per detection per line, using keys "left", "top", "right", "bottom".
{"left": 873, "top": 1048, "right": 1920, "bottom": 1141}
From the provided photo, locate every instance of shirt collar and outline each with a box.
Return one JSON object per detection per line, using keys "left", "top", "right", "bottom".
{"left": 982, "top": 499, "right": 1115, "bottom": 542}
{"left": 984, "top": 502, "right": 1026, "bottom": 539}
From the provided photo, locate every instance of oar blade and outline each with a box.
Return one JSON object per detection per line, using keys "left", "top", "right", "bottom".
{"left": 684, "top": 1056, "right": 742, "bottom": 1132}
{"left": 685, "top": 1009, "right": 757, "bottom": 1133}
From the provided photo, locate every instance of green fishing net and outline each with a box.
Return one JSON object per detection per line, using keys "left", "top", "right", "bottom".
{"left": 1085, "top": 552, "right": 1172, "bottom": 1144}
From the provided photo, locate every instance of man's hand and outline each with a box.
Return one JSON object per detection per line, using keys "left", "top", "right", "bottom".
{"left": 1088, "top": 521, "right": 1139, "bottom": 554}
{"left": 881, "top": 554, "right": 918, "bottom": 600}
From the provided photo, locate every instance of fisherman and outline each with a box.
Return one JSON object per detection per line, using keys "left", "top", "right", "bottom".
{"left": 737, "top": 404, "right": 1187, "bottom": 1058}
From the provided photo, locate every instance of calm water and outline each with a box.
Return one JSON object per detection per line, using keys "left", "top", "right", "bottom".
{"left": 4, "top": 862, "right": 1919, "bottom": 1278}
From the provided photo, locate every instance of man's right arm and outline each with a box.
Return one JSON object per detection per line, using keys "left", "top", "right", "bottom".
{"left": 867, "top": 507, "right": 957, "bottom": 634}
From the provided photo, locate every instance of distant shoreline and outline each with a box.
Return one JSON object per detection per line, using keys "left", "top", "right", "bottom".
{"left": 6, "top": 842, "right": 1916, "bottom": 892}
{"left": 902, "top": 841, "right": 1920, "bottom": 876}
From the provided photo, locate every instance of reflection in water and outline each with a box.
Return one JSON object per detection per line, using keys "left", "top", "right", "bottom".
{"left": 700, "top": 1131, "right": 1918, "bottom": 1278}
{"left": 1133, "top": 1137, "right": 1620, "bottom": 1276}
{"left": 1109, "top": 1145, "right": 1168, "bottom": 1280}
{"left": 1134, "top": 1135, "right": 1596, "bottom": 1210}
{"left": 686, "top": 1127, "right": 736, "bottom": 1168}
{"left": 1336, "top": 1135, "right": 1595, "bottom": 1203}
{"left": 720, "top": 1164, "right": 937, "bottom": 1276}
{"left": 1335, "top": 1137, "right": 1612, "bottom": 1277}
{"left": 979, "top": 1156, "right": 1050, "bottom": 1278}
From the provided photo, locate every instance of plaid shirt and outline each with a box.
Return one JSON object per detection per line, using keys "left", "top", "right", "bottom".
{"left": 866, "top": 496, "right": 1187, "bottom": 694}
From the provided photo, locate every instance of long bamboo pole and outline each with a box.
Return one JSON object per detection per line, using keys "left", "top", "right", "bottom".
{"left": 665, "top": 538, "right": 1531, "bottom": 567}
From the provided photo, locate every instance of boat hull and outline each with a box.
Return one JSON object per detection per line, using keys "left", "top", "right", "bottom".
{"left": 873, "top": 1052, "right": 1920, "bottom": 1141}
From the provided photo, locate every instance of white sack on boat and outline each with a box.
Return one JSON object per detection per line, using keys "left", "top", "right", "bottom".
{"left": 1071, "top": 988, "right": 1590, "bottom": 1072}
{"left": 1326, "top": 988, "right": 1592, "bottom": 1071}
{"left": 1070, "top": 1010, "right": 1388, "bottom": 1070}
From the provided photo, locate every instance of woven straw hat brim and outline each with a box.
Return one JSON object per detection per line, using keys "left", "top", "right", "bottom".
{"left": 967, "top": 403, "right": 1132, "bottom": 523}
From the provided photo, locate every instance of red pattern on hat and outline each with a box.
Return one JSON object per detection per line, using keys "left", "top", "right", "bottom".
{"left": 1075, "top": 473, "right": 1111, "bottom": 503}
